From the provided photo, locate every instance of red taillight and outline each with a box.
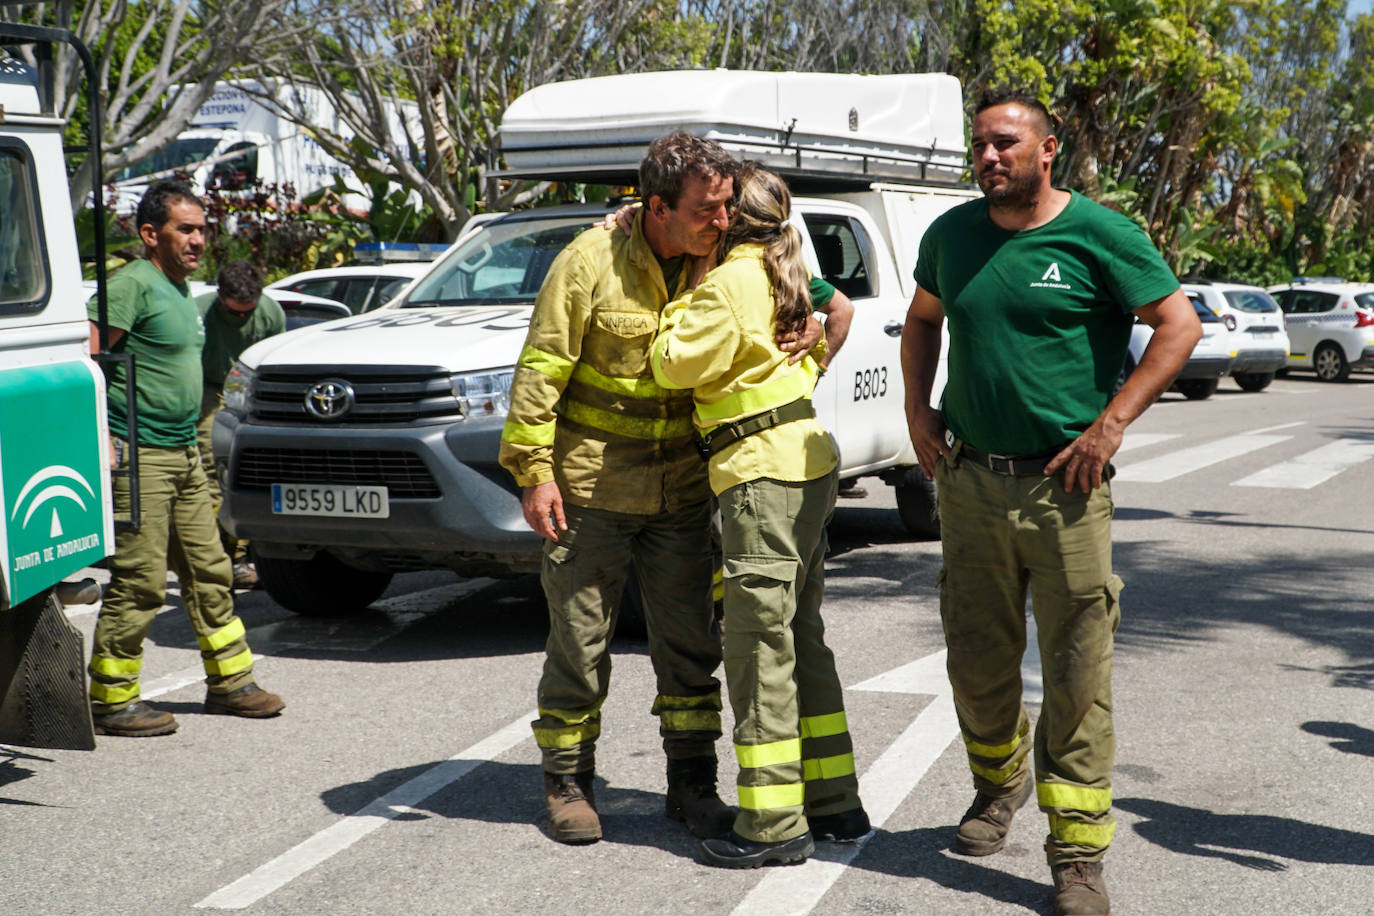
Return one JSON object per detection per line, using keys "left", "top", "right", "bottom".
{"left": 1354, "top": 310, "right": 1374, "bottom": 328}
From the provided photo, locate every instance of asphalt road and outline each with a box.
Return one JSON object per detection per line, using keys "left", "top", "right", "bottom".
{"left": 4, "top": 371, "right": 1373, "bottom": 915}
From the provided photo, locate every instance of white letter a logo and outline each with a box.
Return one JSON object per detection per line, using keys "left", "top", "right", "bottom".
{"left": 1042, "top": 262, "right": 1062, "bottom": 282}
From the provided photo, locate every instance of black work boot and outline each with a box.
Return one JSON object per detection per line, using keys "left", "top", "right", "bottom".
{"left": 700, "top": 831, "right": 814, "bottom": 868}
{"left": 1052, "top": 860, "right": 1110, "bottom": 915}
{"left": 543, "top": 771, "right": 601, "bottom": 844}
{"left": 809, "top": 806, "right": 872, "bottom": 843}
{"left": 954, "top": 777, "right": 1033, "bottom": 855}
{"left": 92, "top": 701, "right": 179, "bottom": 737}
{"left": 665, "top": 755, "right": 737, "bottom": 838}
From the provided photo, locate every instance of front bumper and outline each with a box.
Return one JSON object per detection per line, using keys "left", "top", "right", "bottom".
{"left": 214, "top": 411, "right": 542, "bottom": 574}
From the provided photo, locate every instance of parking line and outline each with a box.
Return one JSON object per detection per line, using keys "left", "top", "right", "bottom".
{"left": 195, "top": 710, "right": 535, "bottom": 910}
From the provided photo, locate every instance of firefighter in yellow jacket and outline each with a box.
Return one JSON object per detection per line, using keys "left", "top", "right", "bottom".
{"left": 500, "top": 132, "right": 747, "bottom": 845}
{"left": 651, "top": 163, "right": 870, "bottom": 867}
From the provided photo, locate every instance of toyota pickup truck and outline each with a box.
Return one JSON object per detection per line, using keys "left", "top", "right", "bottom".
{"left": 214, "top": 70, "right": 977, "bottom": 616}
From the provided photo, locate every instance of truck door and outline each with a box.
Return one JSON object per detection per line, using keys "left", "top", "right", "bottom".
{"left": 800, "top": 210, "right": 906, "bottom": 472}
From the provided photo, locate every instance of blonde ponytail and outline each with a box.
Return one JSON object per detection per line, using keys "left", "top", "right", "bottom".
{"left": 721, "top": 163, "right": 811, "bottom": 334}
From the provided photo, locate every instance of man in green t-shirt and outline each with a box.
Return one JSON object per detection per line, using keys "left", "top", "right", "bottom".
{"left": 86, "top": 180, "right": 285, "bottom": 737}
{"left": 188, "top": 261, "right": 285, "bottom": 588}
{"left": 900, "top": 90, "right": 1200, "bottom": 916}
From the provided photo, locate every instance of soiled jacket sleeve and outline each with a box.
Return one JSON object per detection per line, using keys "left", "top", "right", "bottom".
{"left": 650, "top": 275, "right": 741, "bottom": 392}
{"left": 498, "top": 246, "right": 595, "bottom": 487}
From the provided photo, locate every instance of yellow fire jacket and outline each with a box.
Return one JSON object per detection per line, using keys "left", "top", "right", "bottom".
{"left": 498, "top": 212, "right": 710, "bottom": 514}
{"left": 650, "top": 243, "right": 836, "bottom": 495}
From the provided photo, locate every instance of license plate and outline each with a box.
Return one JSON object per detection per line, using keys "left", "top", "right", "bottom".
{"left": 271, "top": 483, "right": 389, "bottom": 518}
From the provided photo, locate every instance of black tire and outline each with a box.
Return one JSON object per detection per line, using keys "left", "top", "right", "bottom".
{"left": 1175, "top": 377, "right": 1219, "bottom": 400}
{"left": 1233, "top": 372, "right": 1274, "bottom": 392}
{"left": 253, "top": 550, "right": 393, "bottom": 616}
{"left": 1313, "top": 342, "right": 1351, "bottom": 382}
{"left": 895, "top": 468, "right": 940, "bottom": 539}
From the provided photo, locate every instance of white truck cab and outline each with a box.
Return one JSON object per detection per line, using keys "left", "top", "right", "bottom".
{"left": 215, "top": 70, "right": 978, "bottom": 616}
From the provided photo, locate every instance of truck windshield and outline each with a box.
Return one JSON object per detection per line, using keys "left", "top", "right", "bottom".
{"left": 398, "top": 215, "right": 593, "bottom": 308}
{"left": 112, "top": 137, "right": 220, "bottom": 182}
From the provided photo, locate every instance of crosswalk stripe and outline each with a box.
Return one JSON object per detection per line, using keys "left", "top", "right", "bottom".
{"left": 1114, "top": 434, "right": 1293, "bottom": 483}
{"left": 1117, "top": 432, "right": 1182, "bottom": 453}
{"left": 1232, "top": 439, "right": 1374, "bottom": 489}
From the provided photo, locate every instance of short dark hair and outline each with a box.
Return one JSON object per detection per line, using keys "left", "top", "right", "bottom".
{"left": 974, "top": 89, "right": 1056, "bottom": 137}
{"left": 216, "top": 260, "right": 263, "bottom": 303}
{"left": 638, "top": 131, "right": 738, "bottom": 208}
{"left": 136, "top": 179, "right": 203, "bottom": 231}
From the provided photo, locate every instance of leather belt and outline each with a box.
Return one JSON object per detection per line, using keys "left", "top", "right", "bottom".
{"left": 696, "top": 398, "right": 815, "bottom": 460}
{"left": 957, "top": 441, "right": 1063, "bottom": 476}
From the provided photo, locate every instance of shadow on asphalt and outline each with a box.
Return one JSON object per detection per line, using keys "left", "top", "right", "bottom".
{"left": 1300, "top": 720, "right": 1374, "bottom": 757}
{"left": 1115, "top": 797, "right": 1374, "bottom": 869}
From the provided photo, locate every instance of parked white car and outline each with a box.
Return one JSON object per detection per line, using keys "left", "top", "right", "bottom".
{"left": 1182, "top": 281, "right": 1289, "bottom": 391}
{"left": 1268, "top": 280, "right": 1374, "bottom": 381}
{"left": 268, "top": 262, "right": 431, "bottom": 315}
{"left": 1123, "top": 296, "right": 1236, "bottom": 400}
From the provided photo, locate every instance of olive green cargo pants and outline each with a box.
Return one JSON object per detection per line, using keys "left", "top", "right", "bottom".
{"left": 720, "top": 470, "right": 861, "bottom": 843}
{"left": 533, "top": 499, "right": 723, "bottom": 774}
{"left": 89, "top": 440, "right": 257, "bottom": 713}
{"left": 936, "top": 452, "right": 1121, "bottom": 865}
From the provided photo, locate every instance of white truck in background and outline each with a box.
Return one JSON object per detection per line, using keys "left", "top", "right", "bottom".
{"left": 213, "top": 70, "right": 976, "bottom": 619}
{"left": 107, "top": 80, "right": 418, "bottom": 214}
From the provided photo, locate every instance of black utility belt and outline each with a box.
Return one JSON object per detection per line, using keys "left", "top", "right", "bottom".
{"left": 696, "top": 398, "right": 815, "bottom": 460}
{"left": 957, "top": 441, "right": 1064, "bottom": 476}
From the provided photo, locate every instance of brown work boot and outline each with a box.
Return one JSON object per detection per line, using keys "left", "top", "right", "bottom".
{"left": 665, "top": 755, "right": 737, "bottom": 838}
{"left": 204, "top": 683, "right": 285, "bottom": 717}
{"left": 544, "top": 771, "right": 601, "bottom": 844}
{"left": 92, "top": 701, "right": 179, "bottom": 737}
{"left": 954, "top": 777, "right": 1033, "bottom": 855}
{"left": 1052, "top": 860, "right": 1110, "bottom": 915}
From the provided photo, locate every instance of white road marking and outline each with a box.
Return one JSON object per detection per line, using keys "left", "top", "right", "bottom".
{"left": 195, "top": 710, "right": 535, "bottom": 910}
{"left": 1232, "top": 439, "right": 1374, "bottom": 489}
{"left": 1249, "top": 421, "right": 1306, "bottom": 435}
{"left": 734, "top": 619, "right": 1043, "bottom": 915}
{"left": 1114, "top": 433, "right": 1293, "bottom": 482}
{"left": 1117, "top": 432, "right": 1182, "bottom": 453}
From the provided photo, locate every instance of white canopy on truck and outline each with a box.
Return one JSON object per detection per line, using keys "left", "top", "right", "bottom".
{"left": 495, "top": 69, "right": 967, "bottom": 189}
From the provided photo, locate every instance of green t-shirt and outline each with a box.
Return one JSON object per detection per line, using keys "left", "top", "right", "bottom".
{"left": 196, "top": 291, "right": 286, "bottom": 387}
{"left": 915, "top": 191, "right": 1179, "bottom": 455}
{"left": 88, "top": 259, "right": 204, "bottom": 447}
{"left": 809, "top": 276, "right": 835, "bottom": 310}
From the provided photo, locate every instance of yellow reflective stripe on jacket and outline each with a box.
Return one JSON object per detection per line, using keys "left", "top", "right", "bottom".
{"left": 89, "top": 681, "right": 140, "bottom": 705}
{"left": 1048, "top": 814, "right": 1116, "bottom": 848}
{"left": 502, "top": 418, "right": 557, "bottom": 446}
{"left": 533, "top": 720, "right": 601, "bottom": 749}
{"left": 964, "top": 723, "right": 1027, "bottom": 759}
{"left": 562, "top": 400, "right": 694, "bottom": 440}
{"left": 1038, "top": 783, "right": 1112, "bottom": 813}
{"left": 571, "top": 362, "right": 673, "bottom": 400}
{"left": 204, "top": 648, "right": 254, "bottom": 677}
{"left": 802, "top": 752, "right": 855, "bottom": 782}
{"left": 694, "top": 363, "right": 816, "bottom": 424}
{"left": 518, "top": 344, "right": 574, "bottom": 381}
{"left": 198, "top": 617, "right": 246, "bottom": 652}
{"left": 970, "top": 759, "right": 1022, "bottom": 785}
{"left": 90, "top": 654, "right": 142, "bottom": 677}
{"left": 738, "top": 782, "right": 805, "bottom": 811}
{"left": 659, "top": 709, "right": 722, "bottom": 732}
{"left": 800, "top": 711, "right": 848, "bottom": 740}
{"left": 735, "top": 738, "right": 802, "bottom": 770}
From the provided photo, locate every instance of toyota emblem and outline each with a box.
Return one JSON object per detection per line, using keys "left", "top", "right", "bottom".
{"left": 304, "top": 379, "right": 356, "bottom": 420}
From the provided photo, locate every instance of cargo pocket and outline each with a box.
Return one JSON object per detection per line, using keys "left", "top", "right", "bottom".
{"left": 721, "top": 555, "right": 799, "bottom": 646}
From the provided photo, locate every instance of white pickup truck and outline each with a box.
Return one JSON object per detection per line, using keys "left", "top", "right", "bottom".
{"left": 214, "top": 70, "right": 977, "bottom": 616}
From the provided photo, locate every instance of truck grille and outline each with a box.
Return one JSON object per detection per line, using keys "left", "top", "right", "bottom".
{"left": 251, "top": 365, "right": 459, "bottom": 423}
{"left": 235, "top": 448, "right": 441, "bottom": 498}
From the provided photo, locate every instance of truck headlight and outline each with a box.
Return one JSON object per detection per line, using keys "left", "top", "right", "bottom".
{"left": 451, "top": 368, "right": 513, "bottom": 418}
{"left": 223, "top": 361, "right": 256, "bottom": 415}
